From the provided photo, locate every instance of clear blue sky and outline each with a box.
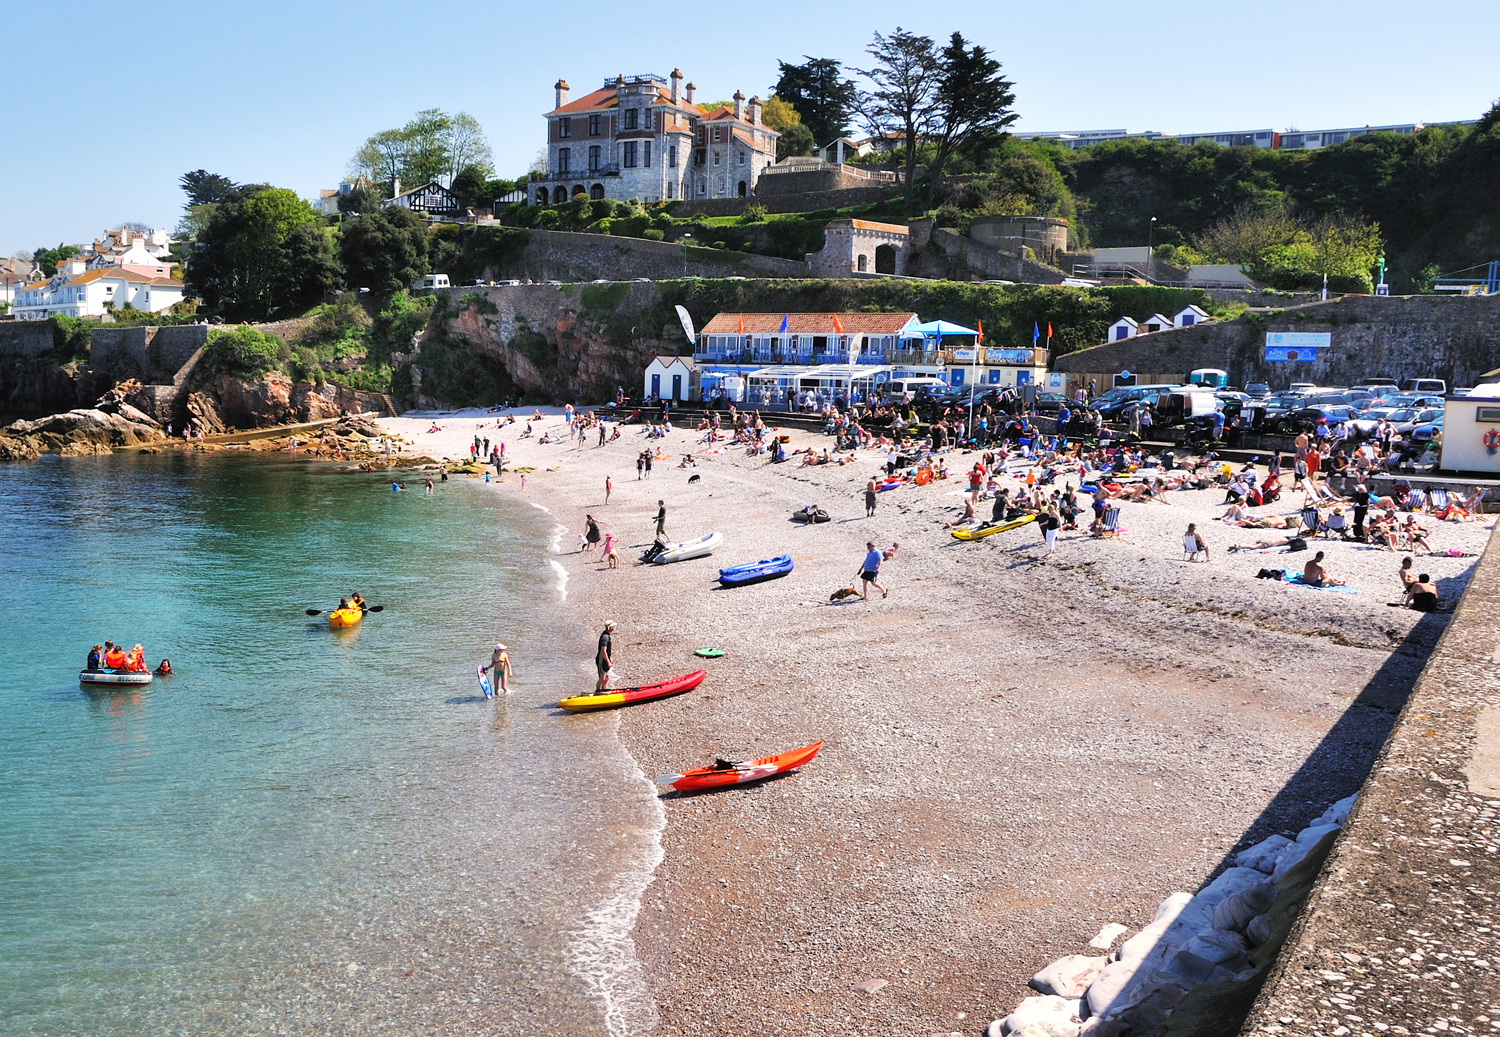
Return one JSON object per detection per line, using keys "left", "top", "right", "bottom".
{"left": 3, "top": 0, "right": 1495, "bottom": 257}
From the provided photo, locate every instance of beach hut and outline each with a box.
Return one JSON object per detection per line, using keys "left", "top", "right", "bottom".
{"left": 1174, "top": 304, "right": 1211, "bottom": 328}
{"left": 644, "top": 356, "right": 698, "bottom": 402}
{"left": 1107, "top": 317, "right": 1138, "bottom": 341}
{"left": 1141, "top": 313, "right": 1175, "bottom": 334}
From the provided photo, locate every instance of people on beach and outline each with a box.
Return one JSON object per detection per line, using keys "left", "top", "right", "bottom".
{"left": 596, "top": 620, "right": 616, "bottom": 690}
{"left": 858, "top": 541, "right": 887, "bottom": 600}
{"left": 603, "top": 532, "right": 619, "bottom": 568}
{"left": 1404, "top": 573, "right": 1439, "bottom": 612}
{"left": 1184, "top": 523, "right": 1209, "bottom": 562}
{"left": 1040, "top": 505, "right": 1061, "bottom": 555}
{"left": 584, "top": 515, "right": 601, "bottom": 552}
{"left": 655, "top": 500, "right": 667, "bottom": 537}
{"left": 604, "top": 476, "right": 611, "bottom": 505}
{"left": 485, "top": 643, "right": 512, "bottom": 695}
{"left": 866, "top": 477, "right": 878, "bottom": 517}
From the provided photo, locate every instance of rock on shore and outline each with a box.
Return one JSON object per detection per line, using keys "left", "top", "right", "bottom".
{"left": 1, "top": 395, "right": 165, "bottom": 458}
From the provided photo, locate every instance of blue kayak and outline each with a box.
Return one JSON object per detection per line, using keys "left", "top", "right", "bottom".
{"left": 718, "top": 554, "right": 794, "bottom": 587}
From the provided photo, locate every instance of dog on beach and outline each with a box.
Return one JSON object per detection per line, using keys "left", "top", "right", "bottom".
{"left": 688, "top": 473, "right": 701, "bottom": 483}
{"left": 829, "top": 587, "right": 860, "bottom": 602}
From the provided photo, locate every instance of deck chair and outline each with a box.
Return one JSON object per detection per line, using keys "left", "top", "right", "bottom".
{"left": 1323, "top": 510, "right": 1351, "bottom": 539}
{"left": 1428, "top": 488, "right": 1449, "bottom": 513}
{"left": 1184, "top": 533, "right": 1206, "bottom": 561}
{"left": 1406, "top": 487, "right": 1428, "bottom": 512}
{"left": 1299, "top": 506, "right": 1322, "bottom": 536}
{"left": 1097, "top": 506, "right": 1123, "bottom": 539}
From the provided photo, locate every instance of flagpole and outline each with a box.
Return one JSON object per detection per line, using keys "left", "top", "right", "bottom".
{"left": 968, "top": 326, "right": 981, "bottom": 446}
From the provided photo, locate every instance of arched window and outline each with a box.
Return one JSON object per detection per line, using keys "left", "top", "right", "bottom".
{"left": 536, "top": 188, "right": 549, "bottom": 205}
{"left": 875, "top": 243, "right": 897, "bottom": 275}
{"left": 590, "top": 183, "right": 605, "bottom": 200}
{"left": 737, "top": 180, "right": 747, "bottom": 197}
{"left": 552, "top": 186, "right": 567, "bottom": 204}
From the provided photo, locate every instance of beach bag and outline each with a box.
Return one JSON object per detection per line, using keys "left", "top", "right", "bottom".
{"left": 1256, "top": 568, "right": 1285, "bottom": 580}
{"left": 1287, "top": 537, "right": 1308, "bottom": 552}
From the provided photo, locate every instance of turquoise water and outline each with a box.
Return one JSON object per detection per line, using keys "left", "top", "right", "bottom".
{"left": 0, "top": 453, "right": 660, "bottom": 1036}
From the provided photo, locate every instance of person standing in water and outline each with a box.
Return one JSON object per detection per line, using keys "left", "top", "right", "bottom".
{"left": 595, "top": 620, "right": 616, "bottom": 691}
{"left": 484, "top": 643, "right": 512, "bottom": 695}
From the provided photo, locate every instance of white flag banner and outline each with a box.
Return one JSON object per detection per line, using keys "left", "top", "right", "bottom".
{"left": 674, "top": 305, "right": 696, "bottom": 345}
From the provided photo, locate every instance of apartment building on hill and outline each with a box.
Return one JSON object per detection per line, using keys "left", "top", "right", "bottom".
{"left": 534, "top": 70, "right": 778, "bottom": 206}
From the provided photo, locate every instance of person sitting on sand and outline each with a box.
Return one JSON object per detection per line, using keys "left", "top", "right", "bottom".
{"left": 1404, "top": 573, "right": 1439, "bottom": 612}
{"left": 1221, "top": 502, "right": 1253, "bottom": 523}
{"left": 1302, "top": 550, "right": 1345, "bottom": 587}
{"left": 1399, "top": 556, "right": 1418, "bottom": 594}
{"left": 1184, "top": 523, "right": 1210, "bottom": 562}
{"left": 945, "top": 498, "right": 977, "bottom": 528}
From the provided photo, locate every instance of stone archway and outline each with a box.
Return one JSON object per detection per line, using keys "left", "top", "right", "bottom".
{"left": 552, "top": 186, "right": 567, "bottom": 204}
{"left": 590, "top": 183, "right": 605, "bottom": 200}
{"left": 536, "top": 187, "right": 549, "bottom": 205}
{"left": 875, "top": 243, "right": 897, "bottom": 274}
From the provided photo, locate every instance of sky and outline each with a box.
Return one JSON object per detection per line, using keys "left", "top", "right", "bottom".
{"left": 2, "top": 0, "right": 1496, "bottom": 257}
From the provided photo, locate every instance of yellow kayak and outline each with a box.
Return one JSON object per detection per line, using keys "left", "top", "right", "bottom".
{"left": 328, "top": 606, "right": 363, "bottom": 629}
{"left": 951, "top": 514, "right": 1037, "bottom": 540}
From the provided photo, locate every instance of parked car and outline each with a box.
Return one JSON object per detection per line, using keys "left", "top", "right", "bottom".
{"left": 1092, "top": 384, "right": 1179, "bottom": 419}
{"left": 1410, "top": 414, "right": 1445, "bottom": 444}
{"left": 1392, "top": 407, "right": 1444, "bottom": 435}
{"left": 1401, "top": 378, "right": 1447, "bottom": 394}
{"left": 1277, "top": 405, "right": 1355, "bottom": 433}
{"left": 1031, "top": 391, "right": 1072, "bottom": 415}
{"left": 1244, "top": 382, "right": 1270, "bottom": 399}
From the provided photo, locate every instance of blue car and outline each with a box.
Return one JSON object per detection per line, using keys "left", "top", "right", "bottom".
{"left": 1410, "top": 414, "right": 1444, "bottom": 444}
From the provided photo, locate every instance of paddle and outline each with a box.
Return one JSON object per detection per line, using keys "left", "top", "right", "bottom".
{"left": 304, "top": 605, "right": 385, "bottom": 616}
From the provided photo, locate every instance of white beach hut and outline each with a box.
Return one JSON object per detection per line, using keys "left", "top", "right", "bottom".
{"left": 1107, "top": 316, "right": 1139, "bottom": 342}
{"left": 643, "top": 356, "right": 698, "bottom": 402}
{"left": 1174, "top": 304, "right": 1211, "bottom": 327}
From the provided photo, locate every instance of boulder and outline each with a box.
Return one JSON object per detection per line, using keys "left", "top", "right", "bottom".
{"left": 1315, "top": 794, "right": 1356, "bottom": 828}
{"left": 1088, "top": 923, "right": 1129, "bottom": 951}
{"left": 1271, "top": 823, "right": 1342, "bottom": 883}
{"left": 1212, "top": 878, "right": 1276, "bottom": 932}
{"left": 1233, "top": 834, "right": 1293, "bottom": 874}
{"left": 1245, "top": 914, "right": 1272, "bottom": 947}
{"left": 1155, "top": 928, "right": 1251, "bottom": 989}
{"left": 0, "top": 434, "right": 42, "bottom": 461}
{"left": 1086, "top": 893, "right": 1192, "bottom": 1018}
{"left": 1000, "top": 995, "right": 1083, "bottom": 1037}
{"left": 1030, "top": 956, "right": 1108, "bottom": 999}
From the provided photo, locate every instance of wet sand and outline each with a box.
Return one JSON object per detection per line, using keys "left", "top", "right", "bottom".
{"left": 383, "top": 408, "right": 1494, "bottom": 1037}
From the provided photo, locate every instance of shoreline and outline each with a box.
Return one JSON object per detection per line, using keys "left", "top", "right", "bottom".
{"left": 385, "top": 406, "right": 1493, "bottom": 1036}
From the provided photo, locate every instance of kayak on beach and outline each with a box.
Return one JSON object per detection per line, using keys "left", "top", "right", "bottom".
{"left": 656, "top": 740, "right": 823, "bottom": 792}
{"left": 951, "top": 514, "right": 1037, "bottom": 540}
{"left": 558, "top": 669, "right": 706, "bottom": 712}
{"left": 717, "top": 554, "right": 793, "bottom": 587}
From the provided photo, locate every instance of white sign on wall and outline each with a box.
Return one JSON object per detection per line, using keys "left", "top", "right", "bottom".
{"left": 1265, "top": 332, "right": 1331, "bottom": 349}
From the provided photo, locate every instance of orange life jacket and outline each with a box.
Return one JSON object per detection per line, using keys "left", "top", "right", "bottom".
{"left": 125, "top": 650, "right": 145, "bottom": 672}
{"left": 104, "top": 648, "right": 126, "bottom": 669}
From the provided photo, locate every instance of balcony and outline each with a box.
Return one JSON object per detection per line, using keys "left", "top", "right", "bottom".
{"left": 539, "top": 164, "right": 621, "bottom": 181}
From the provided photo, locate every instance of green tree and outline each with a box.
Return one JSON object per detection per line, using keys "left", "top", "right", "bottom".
{"left": 855, "top": 28, "right": 942, "bottom": 204}
{"left": 928, "top": 33, "right": 1017, "bottom": 185}
{"left": 339, "top": 206, "right": 430, "bottom": 292}
{"left": 274, "top": 224, "right": 343, "bottom": 311}
{"left": 202, "top": 326, "right": 286, "bottom": 376}
{"left": 760, "top": 96, "right": 802, "bottom": 132}
{"left": 777, "top": 123, "right": 815, "bottom": 160}
{"left": 450, "top": 164, "right": 491, "bottom": 208}
{"left": 184, "top": 187, "right": 321, "bottom": 319}
{"left": 32, "top": 244, "right": 80, "bottom": 276}
{"left": 772, "top": 57, "right": 858, "bottom": 146}
{"left": 179, "top": 170, "right": 240, "bottom": 206}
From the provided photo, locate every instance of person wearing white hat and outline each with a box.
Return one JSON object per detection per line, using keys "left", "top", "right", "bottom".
{"left": 485, "top": 642, "right": 512, "bottom": 695}
{"left": 596, "top": 621, "right": 616, "bottom": 690}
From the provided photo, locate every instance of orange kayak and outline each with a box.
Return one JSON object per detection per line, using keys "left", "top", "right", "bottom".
{"left": 656, "top": 740, "right": 823, "bottom": 793}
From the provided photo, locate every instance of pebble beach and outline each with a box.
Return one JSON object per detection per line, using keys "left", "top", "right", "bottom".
{"left": 382, "top": 407, "right": 1494, "bottom": 1037}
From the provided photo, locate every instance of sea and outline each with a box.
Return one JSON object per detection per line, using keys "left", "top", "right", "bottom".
{"left": 0, "top": 451, "right": 662, "bottom": 1036}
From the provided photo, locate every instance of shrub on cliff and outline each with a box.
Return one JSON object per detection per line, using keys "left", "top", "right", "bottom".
{"left": 203, "top": 326, "right": 288, "bottom": 376}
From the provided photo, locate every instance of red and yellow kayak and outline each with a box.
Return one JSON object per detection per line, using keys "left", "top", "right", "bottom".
{"left": 656, "top": 740, "right": 823, "bottom": 792}
{"left": 558, "top": 669, "right": 706, "bottom": 713}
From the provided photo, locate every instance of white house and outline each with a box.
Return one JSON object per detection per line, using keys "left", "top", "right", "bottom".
{"left": 1107, "top": 316, "right": 1138, "bottom": 341}
{"left": 1, "top": 256, "right": 36, "bottom": 307}
{"left": 1141, "top": 313, "right": 1174, "bottom": 334}
{"left": 1174, "top": 304, "right": 1211, "bottom": 327}
{"left": 11, "top": 257, "right": 185, "bottom": 319}
{"left": 643, "top": 355, "right": 698, "bottom": 402}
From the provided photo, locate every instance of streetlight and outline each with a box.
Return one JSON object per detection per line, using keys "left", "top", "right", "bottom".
{"left": 1147, "top": 216, "right": 1157, "bottom": 281}
{"left": 681, "top": 233, "right": 692, "bottom": 278}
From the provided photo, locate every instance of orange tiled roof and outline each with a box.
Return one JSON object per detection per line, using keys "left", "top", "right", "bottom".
{"left": 53, "top": 267, "right": 182, "bottom": 288}
{"left": 549, "top": 87, "right": 619, "bottom": 115}
{"left": 700, "top": 312, "right": 918, "bottom": 335}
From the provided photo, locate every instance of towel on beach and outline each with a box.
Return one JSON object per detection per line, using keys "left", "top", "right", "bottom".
{"left": 1282, "top": 575, "right": 1358, "bottom": 594}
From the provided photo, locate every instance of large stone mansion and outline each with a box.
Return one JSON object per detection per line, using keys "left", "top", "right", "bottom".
{"left": 534, "top": 70, "right": 778, "bottom": 206}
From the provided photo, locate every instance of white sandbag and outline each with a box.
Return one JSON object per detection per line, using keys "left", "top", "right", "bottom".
{"left": 1233, "top": 834, "right": 1293, "bottom": 874}
{"left": 1270, "top": 823, "right": 1341, "bottom": 883}
{"left": 1030, "top": 955, "right": 1108, "bottom": 999}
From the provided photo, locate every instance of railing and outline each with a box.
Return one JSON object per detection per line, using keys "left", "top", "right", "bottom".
{"left": 539, "top": 164, "right": 621, "bottom": 180}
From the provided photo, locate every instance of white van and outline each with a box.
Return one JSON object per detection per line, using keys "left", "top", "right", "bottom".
{"left": 1401, "top": 377, "right": 1447, "bottom": 394}
{"left": 419, "top": 273, "right": 451, "bottom": 290}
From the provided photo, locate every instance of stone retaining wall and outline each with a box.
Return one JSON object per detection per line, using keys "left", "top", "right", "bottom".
{"left": 671, "top": 184, "right": 901, "bottom": 218}
{"left": 502, "top": 229, "right": 808, "bottom": 282}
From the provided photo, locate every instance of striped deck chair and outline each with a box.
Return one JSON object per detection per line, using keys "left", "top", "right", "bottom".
{"left": 1299, "top": 506, "right": 1322, "bottom": 536}
{"left": 1097, "top": 506, "right": 1123, "bottom": 539}
{"left": 1428, "top": 488, "right": 1449, "bottom": 513}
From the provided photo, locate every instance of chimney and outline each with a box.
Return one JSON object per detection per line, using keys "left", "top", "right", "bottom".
{"left": 748, "top": 95, "right": 761, "bottom": 125}
{"left": 733, "top": 89, "right": 745, "bottom": 120}
{"left": 670, "top": 68, "right": 682, "bottom": 104}
{"left": 554, "top": 79, "right": 569, "bottom": 109}
{"left": 685, "top": 81, "right": 696, "bottom": 105}
{"left": 392, "top": 178, "right": 401, "bottom": 199}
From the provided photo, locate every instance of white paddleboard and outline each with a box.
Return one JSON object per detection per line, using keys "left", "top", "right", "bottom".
{"left": 477, "top": 665, "right": 493, "bottom": 699}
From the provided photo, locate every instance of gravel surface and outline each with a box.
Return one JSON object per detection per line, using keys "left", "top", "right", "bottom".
{"left": 384, "top": 409, "right": 1494, "bottom": 1037}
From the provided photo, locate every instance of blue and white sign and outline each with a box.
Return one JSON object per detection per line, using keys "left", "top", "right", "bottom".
{"left": 952, "top": 348, "right": 977, "bottom": 362}
{"left": 1265, "top": 331, "right": 1330, "bottom": 362}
